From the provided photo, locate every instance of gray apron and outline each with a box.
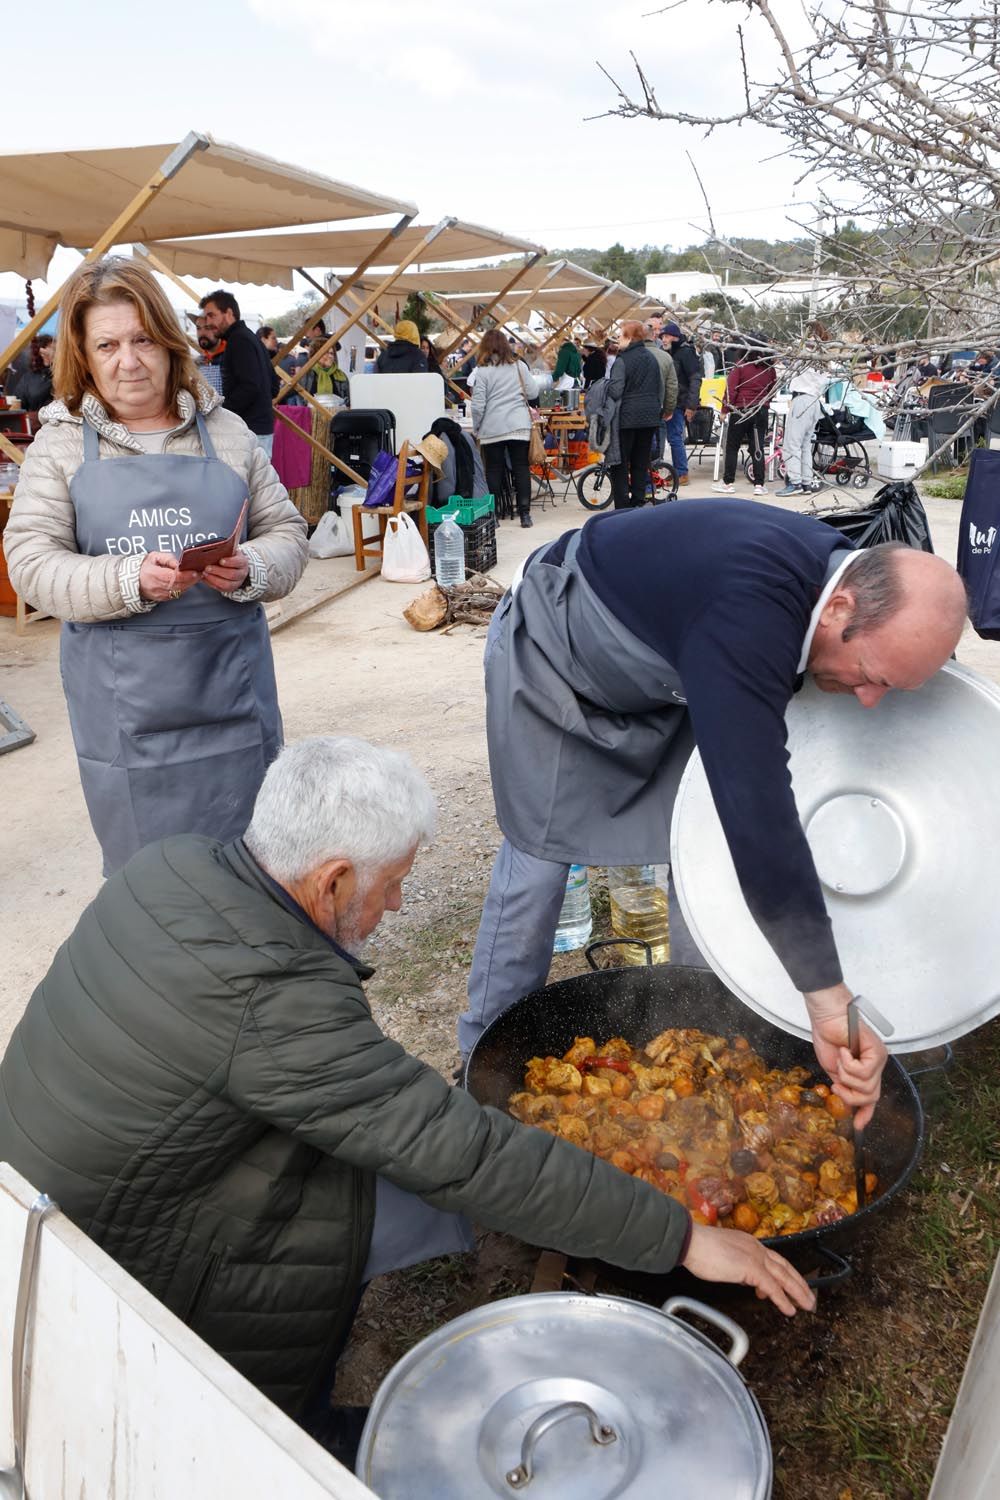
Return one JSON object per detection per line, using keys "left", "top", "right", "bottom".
{"left": 486, "top": 532, "right": 695, "bottom": 865}
{"left": 62, "top": 415, "right": 281, "bottom": 875}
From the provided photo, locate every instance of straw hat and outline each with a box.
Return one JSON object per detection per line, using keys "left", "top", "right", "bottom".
{"left": 413, "top": 434, "right": 449, "bottom": 471}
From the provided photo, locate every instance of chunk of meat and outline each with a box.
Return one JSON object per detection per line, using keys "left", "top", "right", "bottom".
{"left": 563, "top": 1037, "right": 597, "bottom": 1066}
{"left": 524, "top": 1058, "right": 583, "bottom": 1095}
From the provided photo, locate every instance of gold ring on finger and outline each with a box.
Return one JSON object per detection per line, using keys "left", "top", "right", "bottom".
{"left": 169, "top": 589, "right": 182, "bottom": 599}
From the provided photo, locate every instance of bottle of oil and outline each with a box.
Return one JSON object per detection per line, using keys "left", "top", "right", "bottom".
{"left": 607, "top": 864, "right": 670, "bottom": 964}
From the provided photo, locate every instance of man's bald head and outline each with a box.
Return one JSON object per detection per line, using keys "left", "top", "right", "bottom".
{"left": 808, "top": 543, "right": 967, "bottom": 708}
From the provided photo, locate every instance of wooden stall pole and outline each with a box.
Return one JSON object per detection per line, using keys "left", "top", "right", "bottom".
{"left": 0, "top": 432, "right": 25, "bottom": 465}
{"left": 536, "top": 285, "right": 616, "bottom": 359}
{"left": 274, "top": 217, "right": 456, "bottom": 405}
{"left": 134, "top": 244, "right": 201, "bottom": 305}
{"left": 273, "top": 213, "right": 415, "bottom": 368}
{"left": 0, "top": 132, "right": 211, "bottom": 374}
{"left": 132, "top": 244, "right": 206, "bottom": 354}
{"left": 436, "top": 253, "right": 542, "bottom": 358}
{"left": 482, "top": 261, "right": 568, "bottom": 347}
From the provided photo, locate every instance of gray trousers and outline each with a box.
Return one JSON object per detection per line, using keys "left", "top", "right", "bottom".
{"left": 458, "top": 838, "right": 705, "bottom": 1056}
{"left": 784, "top": 393, "right": 821, "bottom": 485}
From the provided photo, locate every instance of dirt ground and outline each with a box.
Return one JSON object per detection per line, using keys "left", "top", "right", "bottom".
{"left": 2, "top": 471, "right": 998, "bottom": 1496}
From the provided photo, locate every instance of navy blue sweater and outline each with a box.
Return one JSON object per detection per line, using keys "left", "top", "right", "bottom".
{"left": 548, "top": 500, "right": 851, "bottom": 992}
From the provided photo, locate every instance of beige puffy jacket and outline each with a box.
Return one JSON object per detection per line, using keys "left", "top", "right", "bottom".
{"left": 4, "top": 386, "right": 308, "bottom": 623}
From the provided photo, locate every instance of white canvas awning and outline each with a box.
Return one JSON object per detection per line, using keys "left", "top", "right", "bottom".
{"left": 362, "top": 258, "right": 604, "bottom": 300}
{"left": 437, "top": 278, "right": 640, "bottom": 328}
{"left": 138, "top": 221, "right": 544, "bottom": 291}
{"left": 0, "top": 133, "right": 416, "bottom": 275}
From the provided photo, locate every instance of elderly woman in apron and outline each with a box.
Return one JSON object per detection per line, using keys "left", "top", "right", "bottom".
{"left": 5, "top": 257, "right": 308, "bottom": 874}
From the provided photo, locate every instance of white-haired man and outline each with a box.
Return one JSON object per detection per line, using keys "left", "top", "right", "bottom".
{"left": 0, "top": 737, "right": 812, "bottom": 1457}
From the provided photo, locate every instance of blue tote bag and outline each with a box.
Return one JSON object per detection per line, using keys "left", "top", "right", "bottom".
{"left": 957, "top": 448, "right": 1000, "bottom": 639}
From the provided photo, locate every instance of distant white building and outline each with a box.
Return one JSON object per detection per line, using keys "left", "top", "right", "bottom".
{"left": 645, "top": 270, "right": 848, "bottom": 310}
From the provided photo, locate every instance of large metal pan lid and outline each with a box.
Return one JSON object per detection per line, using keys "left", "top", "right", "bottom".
{"left": 671, "top": 662, "right": 1000, "bottom": 1052}
{"left": 356, "top": 1293, "right": 771, "bottom": 1499}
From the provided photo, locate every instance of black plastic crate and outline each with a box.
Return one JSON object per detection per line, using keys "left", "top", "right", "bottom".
{"left": 427, "top": 513, "right": 497, "bottom": 577}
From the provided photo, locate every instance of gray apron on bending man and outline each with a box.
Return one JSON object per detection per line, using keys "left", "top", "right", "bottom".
{"left": 62, "top": 415, "right": 281, "bottom": 875}
{"left": 460, "top": 534, "right": 698, "bottom": 1054}
{"left": 486, "top": 531, "right": 695, "bottom": 866}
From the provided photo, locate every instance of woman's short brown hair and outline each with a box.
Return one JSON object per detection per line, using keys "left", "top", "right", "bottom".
{"left": 53, "top": 256, "right": 202, "bottom": 416}
{"left": 477, "top": 329, "right": 515, "bottom": 366}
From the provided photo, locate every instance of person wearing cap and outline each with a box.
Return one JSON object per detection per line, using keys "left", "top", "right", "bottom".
{"left": 376, "top": 321, "right": 430, "bottom": 375}
{"left": 660, "top": 320, "right": 703, "bottom": 487}
{"left": 582, "top": 340, "right": 607, "bottom": 388}
{"left": 713, "top": 336, "right": 777, "bottom": 496}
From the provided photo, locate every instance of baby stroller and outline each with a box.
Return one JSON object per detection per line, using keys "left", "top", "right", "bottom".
{"left": 812, "top": 407, "right": 876, "bottom": 489}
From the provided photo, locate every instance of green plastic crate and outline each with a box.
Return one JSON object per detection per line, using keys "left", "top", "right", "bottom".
{"left": 426, "top": 494, "right": 495, "bottom": 527}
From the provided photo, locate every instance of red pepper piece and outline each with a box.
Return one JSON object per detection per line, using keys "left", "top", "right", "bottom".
{"left": 579, "top": 1056, "right": 634, "bottom": 1077}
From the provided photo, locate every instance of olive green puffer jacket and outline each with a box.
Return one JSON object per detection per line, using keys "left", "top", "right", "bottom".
{"left": 0, "top": 837, "right": 690, "bottom": 1415}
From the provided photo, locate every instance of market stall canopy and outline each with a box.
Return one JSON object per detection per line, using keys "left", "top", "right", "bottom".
{"left": 137, "top": 221, "right": 544, "bottom": 290}
{"left": 438, "top": 278, "right": 640, "bottom": 327}
{"left": 0, "top": 133, "right": 416, "bottom": 274}
{"left": 361, "top": 258, "right": 604, "bottom": 299}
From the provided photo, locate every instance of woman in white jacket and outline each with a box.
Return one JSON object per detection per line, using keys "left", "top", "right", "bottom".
{"left": 4, "top": 256, "right": 308, "bottom": 874}
{"left": 470, "top": 329, "right": 539, "bottom": 527}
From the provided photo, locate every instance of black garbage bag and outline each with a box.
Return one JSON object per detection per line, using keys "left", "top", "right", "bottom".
{"left": 803, "top": 480, "right": 934, "bottom": 553}
{"left": 956, "top": 448, "right": 1000, "bottom": 639}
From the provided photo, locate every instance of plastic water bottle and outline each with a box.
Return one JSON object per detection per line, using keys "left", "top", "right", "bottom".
{"left": 553, "top": 865, "right": 593, "bottom": 952}
{"left": 434, "top": 513, "right": 465, "bottom": 587}
{"left": 608, "top": 864, "right": 670, "bottom": 964}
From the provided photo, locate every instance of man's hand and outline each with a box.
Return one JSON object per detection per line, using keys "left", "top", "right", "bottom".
{"left": 805, "top": 982, "right": 888, "bottom": 1129}
{"left": 681, "top": 1223, "right": 815, "bottom": 1316}
{"left": 138, "top": 552, "right": 199, "bottom": 603}
{"left": 684, "top": 408, "right": 697, "bottom": 421}
{"left": 202, "top": 549, "right": 251, "bottom": 594}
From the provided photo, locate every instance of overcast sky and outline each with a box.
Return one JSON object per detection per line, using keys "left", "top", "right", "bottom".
{"left": 1, "top": 0, "right": 820, "bottom": 318}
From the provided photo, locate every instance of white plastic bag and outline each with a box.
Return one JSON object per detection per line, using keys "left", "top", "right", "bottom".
{"left": 380, "top": 511, "right": 431, "bottom": 583}
{"left": 308, "top": 509, "right": 354, "bottom": 559}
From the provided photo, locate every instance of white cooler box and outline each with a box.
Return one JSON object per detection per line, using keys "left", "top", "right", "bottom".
{"left": 877, "top": 439, "right": 926, "bottom": 480}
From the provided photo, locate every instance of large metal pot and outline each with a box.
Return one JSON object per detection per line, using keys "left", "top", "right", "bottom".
{"left": 672, "top": 664, "right": 1000, "bottom": 1052}
{"left": 464, "top": 956, "right": 925, "bottom": 1279}
{"left": 357, "top": 1293, "right": 772, "bottom": 1498}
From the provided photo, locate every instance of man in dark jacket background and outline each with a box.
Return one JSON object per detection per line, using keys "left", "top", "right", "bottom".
{"left": 200, "top": 288, "right": 281, "bottom": 455}
{"left": 0, "top": 736, "right": 811, "bottom": 1453}
{"left": 661, "top": 319, "right": 703, "bottom": 487}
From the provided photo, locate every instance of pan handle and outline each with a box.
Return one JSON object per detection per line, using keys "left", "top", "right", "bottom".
{"left": 585, "top": 939, "right": 654, "bottom": 971}
{"left": 903, "top": 1043, "right": 954, "bottom": 1078}
{"left": 660, "top": 1296, "right": 750, "bottom": 1367}
{"left": 504, "top": 1401, "right": 617, "bottom": 1489}
{"left": 805, "top": 1246, "right": 852, "bottom": 1290}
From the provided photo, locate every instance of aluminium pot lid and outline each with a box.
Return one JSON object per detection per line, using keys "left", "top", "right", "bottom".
{"left": 671, "top": 662, "right": 1000, "bottom": 1052}
{"left": 356, "top": 1293, "right": 771, "bottom": 1500}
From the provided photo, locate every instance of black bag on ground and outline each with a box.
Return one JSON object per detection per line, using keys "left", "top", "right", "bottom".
{"left": 956, "top": 448, "right": 1000, "bottom": 639}
{"left": 803, "top": 480, "right": 934, "bottom": 553}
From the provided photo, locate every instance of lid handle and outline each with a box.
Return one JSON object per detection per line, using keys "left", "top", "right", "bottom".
{"left": 505, "top": 1401, "right": 617, "bottom": 1490}
{"left": 661, "top": 1296, "right": 750, "bottom": 1367}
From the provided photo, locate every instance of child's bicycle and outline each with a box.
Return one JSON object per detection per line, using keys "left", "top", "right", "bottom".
{"left": 574, "top": 455, "right": 678, "bottom": 511}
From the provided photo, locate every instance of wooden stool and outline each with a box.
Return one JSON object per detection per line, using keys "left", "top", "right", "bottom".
{"left": 352, "top": 440, "right": 431, "bottom": 571}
